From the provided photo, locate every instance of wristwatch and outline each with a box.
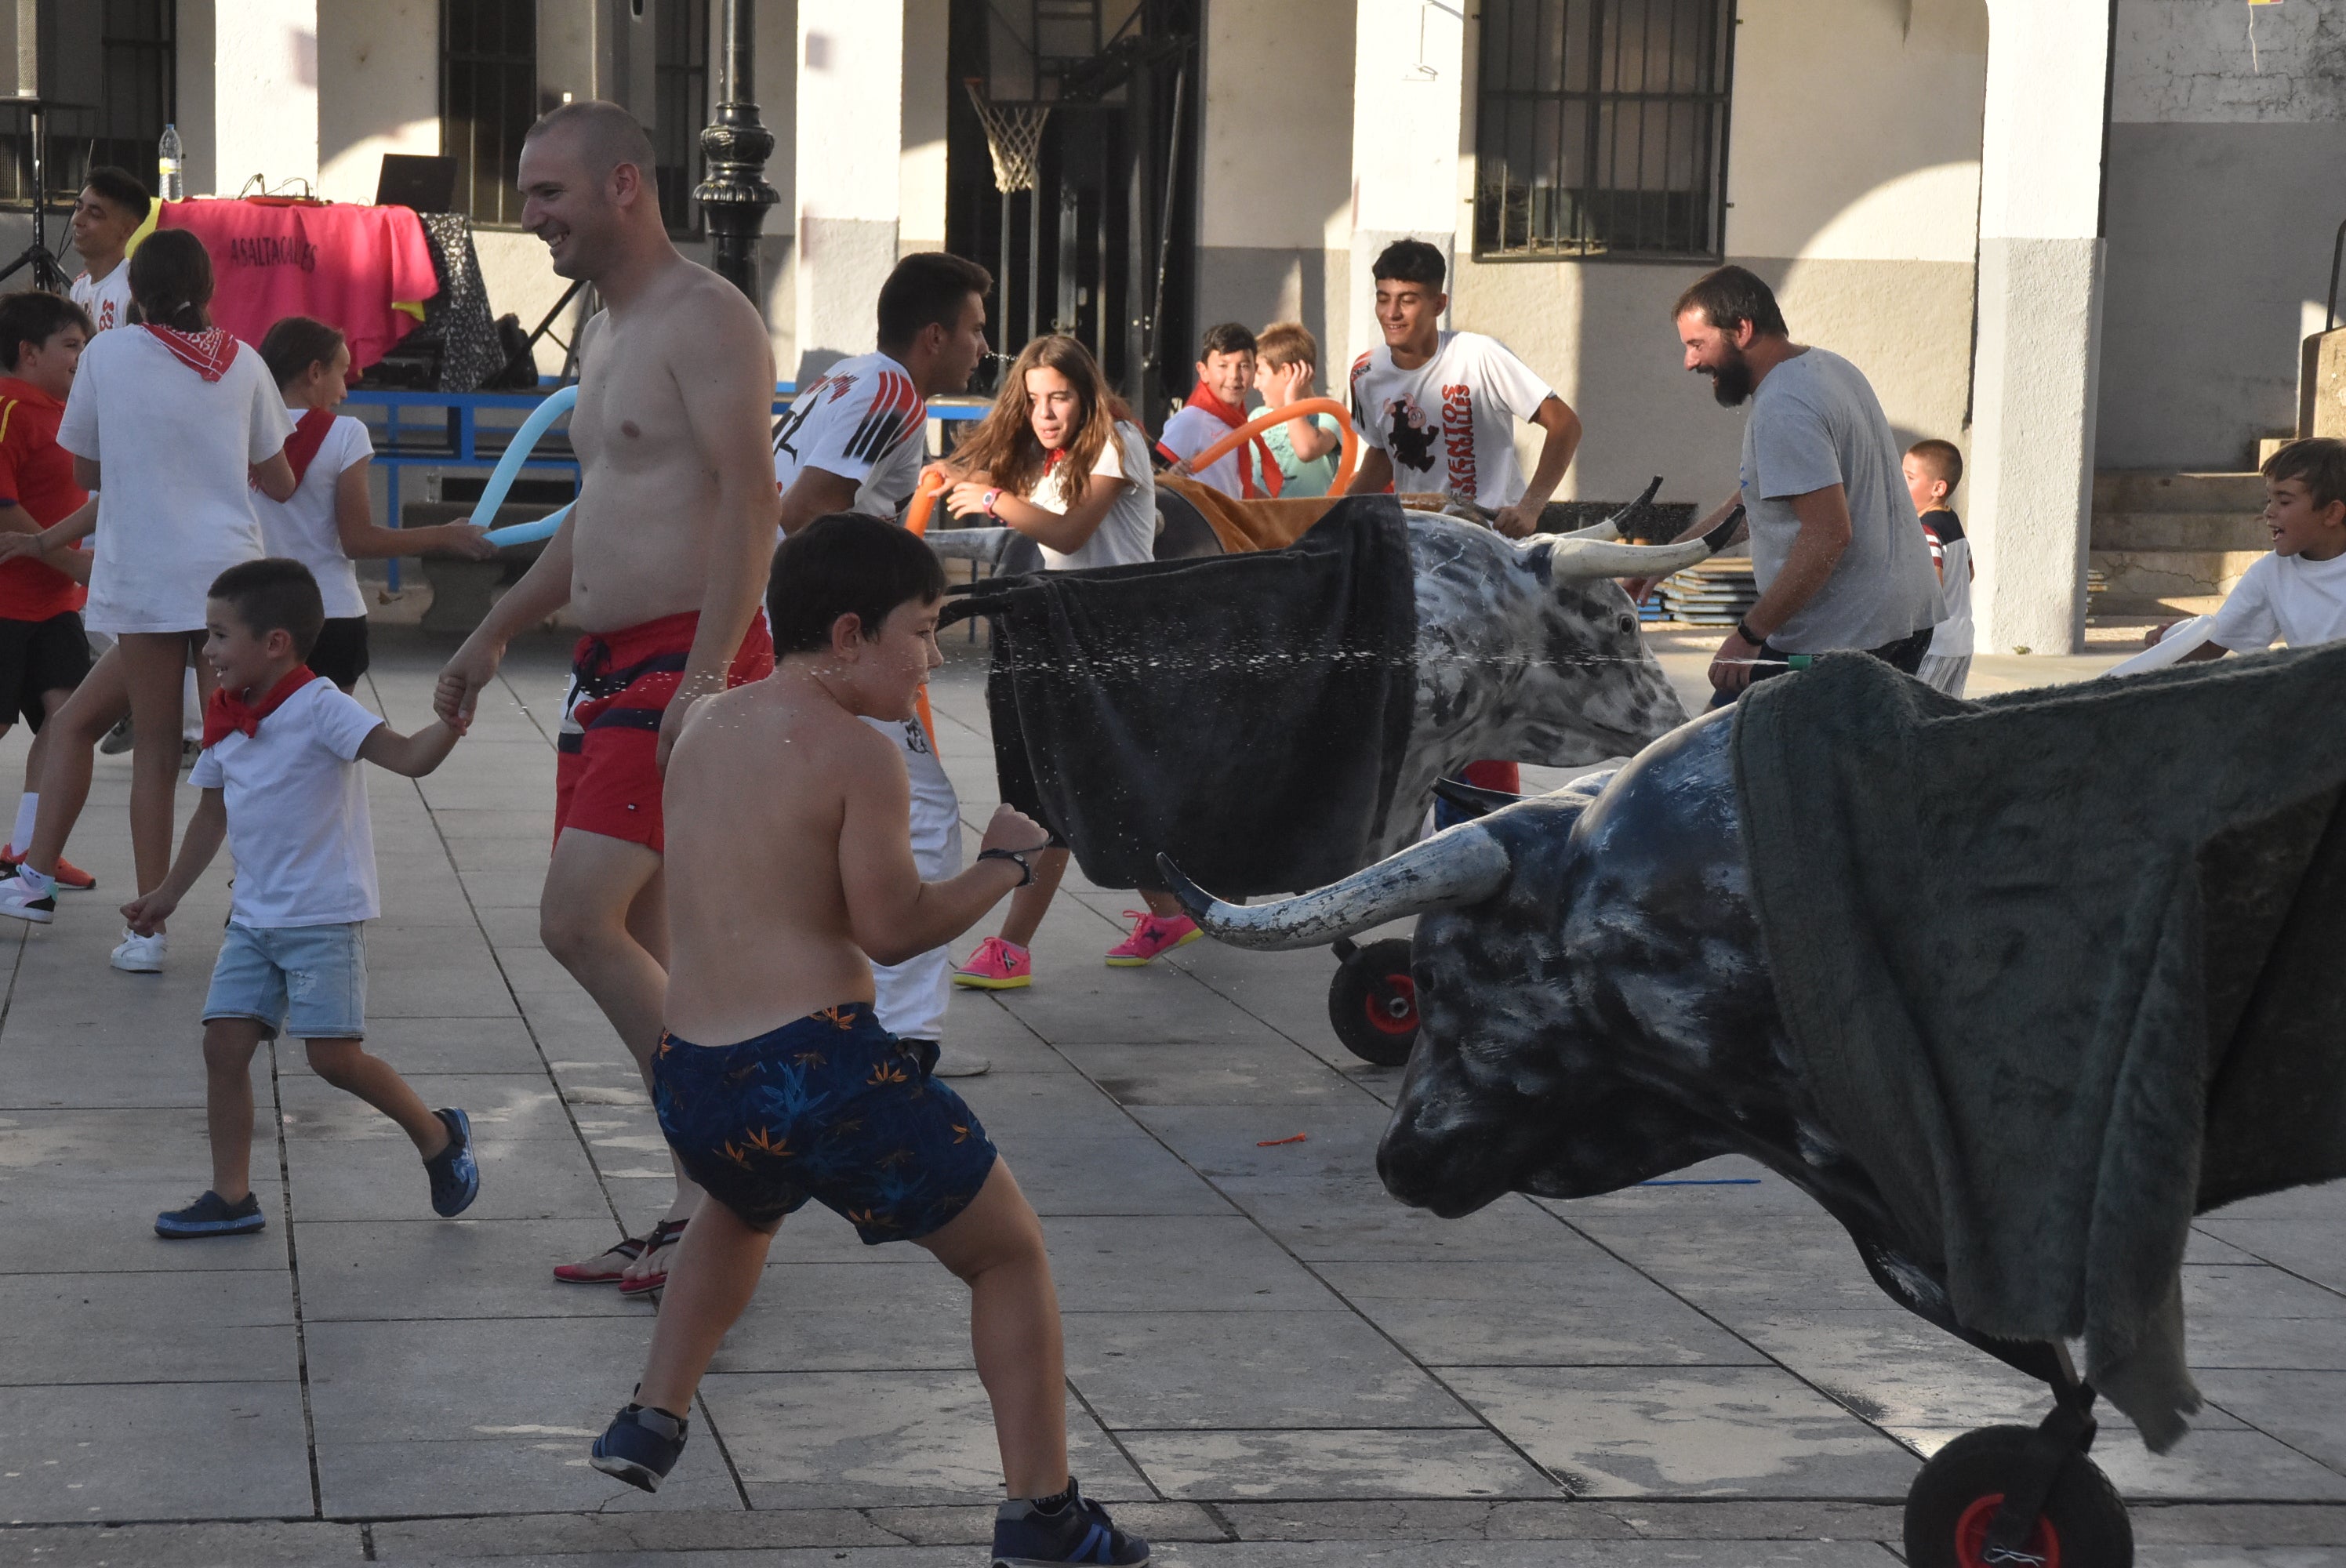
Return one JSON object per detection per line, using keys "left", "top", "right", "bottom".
{"left": 979, "top": 846, "right": 1037, "bottom": 886}
{"left": 1734, "top": 615, "right": 1769, "bottom": 648}
{"left": 982, "top": 487, "right": 1003, "bottom": 519}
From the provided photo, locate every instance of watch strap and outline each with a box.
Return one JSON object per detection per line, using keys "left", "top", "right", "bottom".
{"left": 978, "top": 846, "right": 1034, "bottom": 886}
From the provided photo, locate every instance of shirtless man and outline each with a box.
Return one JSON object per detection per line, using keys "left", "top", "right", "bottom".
{"left": 432, "top": 101, "right": 779, "bottom": 1291}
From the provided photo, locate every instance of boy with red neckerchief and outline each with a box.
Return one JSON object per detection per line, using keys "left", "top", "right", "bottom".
{"left": 0, "top": 291, "right": 103, "bottom": 890}
{"left": 1157, "top": 322, "right": 1280, "bottom": 500}
{"left": 124, "top": 558, "right": 480, "bottom": 1240}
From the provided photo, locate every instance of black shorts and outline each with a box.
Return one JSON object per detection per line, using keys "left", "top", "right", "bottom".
{"left": 309, "top": 615, "right": 371, "bottom": 691}
{"left": 0, "top": 612, "right": 92, "bottom": 729}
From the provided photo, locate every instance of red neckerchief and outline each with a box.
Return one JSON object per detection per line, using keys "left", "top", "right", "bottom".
{"left": 1043, "top": 447, "right": 1070, "bottom": 475}
{"left": 282, "top": 408, "right": 337, "bottom": 486}
{"left": 1182, "top": 383, "right": 1282, "bottom": 499}
{"left": 142, "top": 325, "right": 240, "bottom": 383}
{"left": 202, "top": 666, "right": 318, "bottom": 750}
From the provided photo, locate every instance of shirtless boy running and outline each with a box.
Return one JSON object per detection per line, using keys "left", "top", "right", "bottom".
{"left": 434, "top": 101, "right": 779, "bottom": 1290}
{"left": 587, "top": 514, "right": 1148, "bottom": 1568}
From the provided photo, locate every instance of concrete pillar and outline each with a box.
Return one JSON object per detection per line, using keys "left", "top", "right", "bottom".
{"left": 1346, "top": 0, "right": 1465, "bottom": 365}
{"left": 793, "top": 0, "right": 902, "bottom": 383}
{"left": 214, "top": 0, "right": 320, "bottom": 192}
{"left": 1968, "top": 1, "right": 2112, "bottom": 655}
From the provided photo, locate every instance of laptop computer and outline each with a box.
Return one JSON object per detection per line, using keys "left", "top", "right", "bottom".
{"left": 374, "top": 154, "right": 458, "bottom": 212}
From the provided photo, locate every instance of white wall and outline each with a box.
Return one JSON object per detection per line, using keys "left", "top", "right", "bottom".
{"left": 900, "top": 0, "right": 950, "bottom": 249}
{"left": 215, "top": 0, "right": 320, "bottom": 191}
{"left": 316, "top": 0, "right": 441, "bottom": 204}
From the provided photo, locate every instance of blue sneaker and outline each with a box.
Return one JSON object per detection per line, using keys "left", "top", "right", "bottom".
{"left": 993, "top": 1478, "right": 1149, "bottom": 1566}
{"left": 154, "top": 1189, "right": 265, "bottom": 1240}
{"left": 589, "top": 1403, "right": 688, "bottom": 1492}
{"left": 424, "top": 1108, "right": 479, "bottom": 1217}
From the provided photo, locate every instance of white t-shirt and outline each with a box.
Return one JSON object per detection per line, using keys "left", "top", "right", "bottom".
{"left": 255, "top": 412, "right": 372, "bottom": 620}
{"left": 1738, "top": 347, "right": 1940, "bottom": 655}
{"left": 1030, "top": 422, "right": 1157, "bottom": 571}
{"left": 188, "top": 679, "right": 385, "bottom": 927}
{"left": 2210, "top": 549, "right": 2346, "bottom": 653}
{"left": 1921, "top": 510, "right": 1974, "bottom": 659}
{"left": 1348, "top": 331, "right": 1554, "bottom": 509}
{"left": 70, "top": 263, "right": 134, "bottom": 333}
{"left": 58, "top": 329, "right": 292, "bottom": 634}
{"left": 772, "top": 352, "right": 928, "bottom": 519}
{"left": 1157, "top": 402, "right": 1273, "bottom": 501}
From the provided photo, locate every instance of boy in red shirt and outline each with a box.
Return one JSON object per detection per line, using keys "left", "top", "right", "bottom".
{"left": 0, "top": 291, "right": 101, "bottom": 888}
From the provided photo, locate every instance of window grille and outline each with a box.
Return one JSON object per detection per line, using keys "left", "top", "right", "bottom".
{"left": 96, "top": 0, "right": 176, "bottom": 192}
{"left": 442, "top": 0, "right": 539, "bottom": 228}
{"left": 1473, "top": 0, "right": 1733, "bottom": 260}
{"left": 650, "top": 0, "right": 710, "bottom": 238}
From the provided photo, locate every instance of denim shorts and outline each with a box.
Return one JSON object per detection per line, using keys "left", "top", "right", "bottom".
{"left": 652, "top": 1001, "right": 999, "bottom": 1243}
{"left": 203, "top": 922, "right": 368, "bottom": 1040}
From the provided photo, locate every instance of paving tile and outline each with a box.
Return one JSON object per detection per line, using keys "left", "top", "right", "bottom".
{"left": 0, "top": 1380, "right": 312, "bottom": 1522}
{"left": 2194, "top": 1220, "right": 2346, "bottom": 1296}
{"left": 354, "top": 1014, "right": 548, "bottom": 1076}
{"left": 699, "top": 1369, "right": 1150, "bottom": 1507}
{"left": 0, "top": 1109, "right": 288, "bottom": 1272}
{"left": 1044, "top": 1215, "right": 1344, "bottom": 1314}
{"left": 715, "top": 1261, "right": 974, "bottom": 1372}
{"left": 1057, "top": 1040, "right": 1380, "bottom": 1108}
{"left": 313, "top": 1432, "right": 742, "bottom": 1517}
{"left": 1315, "top": 1258, "right": 1768, "bottom": 1368}
{"left": 1062, "top": 1310, "right": 1480, "bottom": 1431}
{"left": 285, "top": 1133, "right": 609, "bottom": 1222}
{"left": 2196, "top": 1370, "right": 2346, "bottom": 1473}
{"left": 277, "top": 1072, "right": 570, "bottom": 1143}
{"left": 0, "top": 1270, "right": 295, "bottom": 1384}
{"left": 296, "top": 1218, "right": 646, "bottom": 1322}
{"left": 1119, "top": 1428, "right": 1562, "bottom": 1501}
{"left": 1444, "top": 1365, "right": 1921, "bottom": 1498}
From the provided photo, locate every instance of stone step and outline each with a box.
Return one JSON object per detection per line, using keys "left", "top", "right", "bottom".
{"left": 2093, "top": 469, "right": 2264, "bottom": 514}
{"left": 2088, "top": 547, "right": 2262, "bottom": 606}
{"left": 2089, "top": 512, "right": 2268, "bottom": 551}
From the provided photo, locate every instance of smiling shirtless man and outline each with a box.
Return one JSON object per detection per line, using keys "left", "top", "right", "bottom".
{"left": 433, "top": 101, "right": 779, "bottom": 1291}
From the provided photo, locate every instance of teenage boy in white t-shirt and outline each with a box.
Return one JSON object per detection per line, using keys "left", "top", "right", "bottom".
{"left": 772, "top": 253, "right": 994, "bottom": 1076}
{"left": 1343, "top": 239, "right": 1583, "bottom": 539}
{"left": 67, "top": 167, "right": 149, "bottom": 334}
{"left": 122, "top": 559, "right": 481, "bottom": 1240}
{"left": 2148, "top": 437, "right": 2346, "bottom": 662}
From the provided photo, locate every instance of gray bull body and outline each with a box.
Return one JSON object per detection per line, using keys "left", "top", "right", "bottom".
{"left": 1168, "top": 707, "right": 1941, "bottom": 1314}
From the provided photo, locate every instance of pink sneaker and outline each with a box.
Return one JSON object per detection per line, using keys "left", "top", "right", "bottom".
{"left": 953, "top": 935, "right": 1033, "bottom": 990}
{"left": 1105, "top": 911, "right": 1202, "bottom": 967}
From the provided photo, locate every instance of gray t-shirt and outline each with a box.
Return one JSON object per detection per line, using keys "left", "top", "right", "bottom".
{"left": 1738, "top": 347, "right": 1940, "bottom": 654}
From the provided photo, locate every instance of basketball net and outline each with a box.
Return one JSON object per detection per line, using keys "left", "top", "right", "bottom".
{"left": 965, "top": 78, "right": 1050, "bottom": 194}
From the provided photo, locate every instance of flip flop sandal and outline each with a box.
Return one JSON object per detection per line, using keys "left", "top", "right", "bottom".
{"left": 616, "top": 1218, "right": 689, "bottom": 1298}
{"left": 553, "top": 1231, "right": 652, "bottom": 1285}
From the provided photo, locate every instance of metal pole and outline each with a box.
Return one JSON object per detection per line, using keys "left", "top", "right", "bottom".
{"left": 696, "top": 0, "right": 780, "bottom": 305}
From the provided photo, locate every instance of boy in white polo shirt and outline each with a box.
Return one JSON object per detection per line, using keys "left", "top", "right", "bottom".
{"left": 122, "top": 559, "right": 481, "bottom": 1239}
{"left": 2149, "top": 438, "right": 2346, "bottom": 663}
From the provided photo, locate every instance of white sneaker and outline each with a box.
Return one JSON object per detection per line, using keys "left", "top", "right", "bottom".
{"left": 0, "top": 870, "right": 56, "bottom": 924}
{"left": 933, "top": 1047, "right": 992, "bottom": 1078}
{"left": 111, "top": 929, "right": 166, "bottom": 972}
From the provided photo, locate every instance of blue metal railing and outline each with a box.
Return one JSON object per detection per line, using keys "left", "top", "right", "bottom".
{"left": 340, "top": 383, "right": 990, "bottom": 590}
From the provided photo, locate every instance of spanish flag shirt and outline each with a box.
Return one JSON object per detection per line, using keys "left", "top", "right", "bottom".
{"left": 0, "top": 376, "right": 89, "bottom": 622}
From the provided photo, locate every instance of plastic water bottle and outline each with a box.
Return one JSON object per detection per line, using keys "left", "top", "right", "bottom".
{"left": 157, "top": 124, "right": 183, "bottom": 201}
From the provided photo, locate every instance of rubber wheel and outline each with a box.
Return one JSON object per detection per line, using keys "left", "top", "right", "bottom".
{"left": 1905, "top": 1425, "right": 2134, "bottom": 1568}
{"left": 1327, "top": 938, "right": 1418, "bottom": 1066}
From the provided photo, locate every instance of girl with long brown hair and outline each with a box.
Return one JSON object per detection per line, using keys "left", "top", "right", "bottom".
{"left": 937, "top": 335, "right": 1200, "bottom": 985}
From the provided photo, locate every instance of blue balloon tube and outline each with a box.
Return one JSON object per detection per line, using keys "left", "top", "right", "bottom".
{"left": 482, "top": 503, "right": 572, "bottom": 548}
{"left": 468, "top": 384, "right": 579, "bottom": 535}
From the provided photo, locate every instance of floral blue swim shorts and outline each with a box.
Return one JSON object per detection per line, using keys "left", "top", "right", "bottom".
{"left": 652, "top": 1002, "right": 999, "bottom": 1243}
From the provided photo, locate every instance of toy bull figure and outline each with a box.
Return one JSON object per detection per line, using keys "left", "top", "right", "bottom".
{"left": 1160, "top": 707, "right": 2144, "bottom": 1568}
{"left": 938, "top": 481, "right": 1743, "bottom": 866}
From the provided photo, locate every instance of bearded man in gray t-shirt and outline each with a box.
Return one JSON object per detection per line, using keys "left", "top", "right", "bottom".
{"left": 1637, "top": 266, "right": 1940, "bottom": 704}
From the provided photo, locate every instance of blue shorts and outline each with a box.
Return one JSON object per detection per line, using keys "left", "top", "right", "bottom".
{"left": 652, "top": 1002, "right": 999, "bottom": 1243}
{"left": 203, "top": 922, "right": 367, "bottom": 1040}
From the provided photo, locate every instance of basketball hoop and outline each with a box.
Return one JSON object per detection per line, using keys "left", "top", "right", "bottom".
{"left": 965, "top": 78, "right": 1050, "bottom": 194}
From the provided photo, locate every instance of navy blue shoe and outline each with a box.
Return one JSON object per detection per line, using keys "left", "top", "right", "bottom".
{"left": 154, "top": 1189, "right": 265, "bottom": 1240}
{"left": 589, "top": 1403, "right": 688, "bottom": 1492}
{"left": 424, "top": 1108, "right": 479, "bottom": 1217}
{"left": 993, "top": 1478, "right": 1149, "bottom": 1566}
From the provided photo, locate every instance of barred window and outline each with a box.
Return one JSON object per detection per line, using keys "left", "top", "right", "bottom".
{"left": 95, "top": 0, "right": 177, "bottom": 191}
{"left": 650, "top": 0, "right": 711, "bottom": 238}
{"left": 442, "top": 0, "right": 538, "bottom": 228}
{"left": 1473, "top": 0, "right": 1733, "bottom": 261}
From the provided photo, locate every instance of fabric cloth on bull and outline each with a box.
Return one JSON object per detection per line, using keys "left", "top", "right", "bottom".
{"left": 951, "top": 495, "right": 1417, "bottom": 896}
{"left": 1732, "top": 644, "right": 2346, "bottom": 1452}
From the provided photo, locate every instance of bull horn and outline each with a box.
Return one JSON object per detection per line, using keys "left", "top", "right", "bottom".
{"left": 1432, "top": 776, "right": 1522, "bottom": 820}
{"left": 1553, "top": 475, "right": 1665, "bottom": 543}
{"left": 1155, "top": 827, "right": 1513, "bottom": 952}
{"left": 1545, "top": 501, "right": 1745, "bottom": 583}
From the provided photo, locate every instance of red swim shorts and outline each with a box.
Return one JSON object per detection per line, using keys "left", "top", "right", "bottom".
{"left": 554, "top": 608, "right": 775, "bottom": 854}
